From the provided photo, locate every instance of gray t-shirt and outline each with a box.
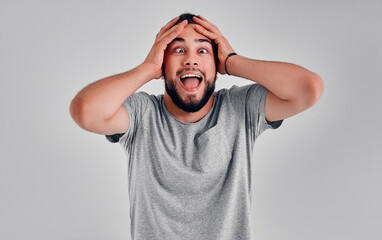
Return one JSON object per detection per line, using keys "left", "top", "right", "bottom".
{"left": 107, "top": 84, "right": 282, "bottom": 240}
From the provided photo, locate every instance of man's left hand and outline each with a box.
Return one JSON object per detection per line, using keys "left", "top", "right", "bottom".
{"left": 192, "top": 15, "right": 235, "bottom": 75}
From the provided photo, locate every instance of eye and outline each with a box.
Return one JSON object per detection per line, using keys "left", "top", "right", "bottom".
{"left": 175, "top": 47, "right": 185, "bottom": 53}
{"left": 199, "top": 48, "right": 208, "bottom": 54}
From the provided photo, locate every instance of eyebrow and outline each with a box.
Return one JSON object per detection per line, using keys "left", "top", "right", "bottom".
{"left": 171, "top": 37, "right": 212, "bottom": 44}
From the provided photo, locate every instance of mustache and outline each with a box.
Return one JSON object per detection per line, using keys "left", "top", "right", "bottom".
{"left": 176, "top": 68, "right": 206, "bottom": 78}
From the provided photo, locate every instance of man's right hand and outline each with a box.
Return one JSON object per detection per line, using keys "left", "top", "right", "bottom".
{"left": 70, "top": 17, "right": 187, "bottom": 136}
{"left": 143, "top": 17, "right": 188, "bottom": 79}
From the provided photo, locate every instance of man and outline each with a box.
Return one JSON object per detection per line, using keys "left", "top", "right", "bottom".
{"left": 70, "top": 13, "right": 323, "bottom": 240}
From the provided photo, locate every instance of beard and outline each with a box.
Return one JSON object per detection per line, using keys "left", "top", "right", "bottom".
{"left": 164, "top": 75, "right": 216, "bottom": 113}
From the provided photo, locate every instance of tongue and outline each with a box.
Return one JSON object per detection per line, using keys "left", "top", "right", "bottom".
{"left": 182, "top": 77, "right": 200, "bottom": 89}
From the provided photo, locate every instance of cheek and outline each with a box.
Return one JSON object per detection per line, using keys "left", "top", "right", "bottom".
{"left": 202, "top": 60, "right": 217, "bottom": 77}
{"left": 163, "top": 57, "right": 178, "bottom": 72}
{"left": 202, "top": 55, "right": 216, "bottom": 67}
{"left": 162, "top": 60, "right": 173, "bottom": 77}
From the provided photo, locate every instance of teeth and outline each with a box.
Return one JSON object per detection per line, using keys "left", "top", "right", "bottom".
{"left": 180, "top": 74, "right": 201, "bottom": 79}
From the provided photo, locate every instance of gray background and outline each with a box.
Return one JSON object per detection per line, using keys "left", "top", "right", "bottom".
{"left": 1, "top": 0, "right": 381, "bottom": 239}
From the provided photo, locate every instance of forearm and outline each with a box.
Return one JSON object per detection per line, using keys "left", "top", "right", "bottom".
{"left": 227, "top": 55, "right": 322, "bottom": 103}
{"left": 70, "top": 63, "right": 156, "bottom": 121}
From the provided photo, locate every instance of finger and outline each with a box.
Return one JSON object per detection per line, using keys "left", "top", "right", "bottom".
{"left": 197, "top": 14, "right": 207, "bottom": 21}
{"left": 156, "top": 21, "right": 187, "bottom": 49}
{"left": 193, "top": 24, "right": 219, "bottom": 40}
{"left": 161, "top": 16, "right": 181, "bottom": 32}
{"left": 193, "top": 24, "right": 235, "bottom": 55}
{"left": 197, "top": 15, "right": 218, "bottom": 29}
{"left": 156, "top": 16, "right": 181, "bottom": 38}
{"left": 158, "top": 20, "right": 187, "bottom": 42}
{"left": 192, "top": 16, "right": 222, "bottom": 35}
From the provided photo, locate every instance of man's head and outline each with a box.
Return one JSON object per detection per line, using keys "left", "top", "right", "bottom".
{"left": 163, "top": 13, "right": 218, "bottom": 113}
{"left": 174, "top": 13, "right": 218, "bottom": 63}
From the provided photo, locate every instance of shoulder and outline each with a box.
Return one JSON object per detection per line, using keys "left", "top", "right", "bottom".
{"left": 127, "top": 91, "right": 160, "bottom": 103}
{"left": 213, "top": 84, "right": 259, "bottom": 119}
{"left": 123, "top": 91, "right": 162, "bottom": 110}
{"left": 106, "top": 92, "right": 162, "bottom": 143}
{"left": 216, "top": 83, "right": 266, "bottom": 104}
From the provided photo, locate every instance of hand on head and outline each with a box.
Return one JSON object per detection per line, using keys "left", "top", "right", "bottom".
{"left": 191, "top": 15, "right": 235, "bottom": 75}
{"left": 143, "top": 17, "right": 188, "bottom": 79}
{"left": 144, "top": 14, "right": 235, "bottom": 80}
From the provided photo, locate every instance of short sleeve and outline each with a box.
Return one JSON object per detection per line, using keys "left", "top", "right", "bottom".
{"left": 246, "top": 84, "right": 283, "bottom": 139}
{"left": 227, "top": 84, "right": 282, "bottom": 141}
{"left": 105, "top": 92, "right": 150, "bottom": 145}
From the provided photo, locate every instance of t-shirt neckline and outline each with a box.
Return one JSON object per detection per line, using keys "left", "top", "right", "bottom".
{"left": 160, "top": 92, "right": 218, "bottom": 126}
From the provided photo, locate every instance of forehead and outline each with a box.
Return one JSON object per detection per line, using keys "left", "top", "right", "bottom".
{"left": 173, "top": 24, "right": 211, "bottom": 43}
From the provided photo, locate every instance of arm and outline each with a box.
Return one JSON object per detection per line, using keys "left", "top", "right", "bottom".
{"left": 69, "top": 17, "right": 187, "bottom": 135}
{"left": 192, "top": 16, "right": 324, "bottom": 122}
{"left": 226, "top": 56, "right": 324, "bottom": 121}
{"left": 69, "top": 64, "right": 156, "bottom": 135}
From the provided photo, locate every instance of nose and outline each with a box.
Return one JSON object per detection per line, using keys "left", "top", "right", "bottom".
{"left": 183, "top": 52, "right": 198, "bottom": 66}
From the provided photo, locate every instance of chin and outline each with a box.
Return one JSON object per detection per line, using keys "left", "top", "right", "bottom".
{"left": 165, "top": 79, "right": 215, "bottom": 113}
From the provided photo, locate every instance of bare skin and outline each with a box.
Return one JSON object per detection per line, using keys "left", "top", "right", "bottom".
{"left": 161, "top": 23, "right": 218, "bottom": 123}
{"left": 191, "top": 15, "right": 323, "bottom": 122}
{"left": 70, "top": 15, "right": 323, "bottom": 135}
{"left": 70, "top": 17, "right": 188, "bottom": 135}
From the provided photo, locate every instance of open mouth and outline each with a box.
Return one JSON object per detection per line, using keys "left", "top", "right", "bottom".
{"left": 180, "top": 74, "right": 203, "bottom": 90}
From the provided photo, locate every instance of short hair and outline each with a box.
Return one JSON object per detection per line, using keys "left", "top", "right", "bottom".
{"left": 175, "top": 13, "right": 200, "bottom": 25}
{"left": 172, "top": 13, "right": 219, "bottom": 70}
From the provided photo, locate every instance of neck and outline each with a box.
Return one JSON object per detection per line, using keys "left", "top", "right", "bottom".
{"left": 163, "top": 93, "right": 215, "bottom": 123}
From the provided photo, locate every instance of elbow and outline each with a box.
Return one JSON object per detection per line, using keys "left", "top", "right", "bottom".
{"left": 69, "top": 96, "right": 92, "bottom": 130}
{"left": 301, "top": 73, "right": 324, "bottom": 108}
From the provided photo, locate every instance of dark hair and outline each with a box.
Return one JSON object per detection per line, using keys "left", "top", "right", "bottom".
{"left": 172, "top": 13, "right": 219, "bottom": 70}
{"left": 176, "top": 13, "right": 200, "bottom": 25}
